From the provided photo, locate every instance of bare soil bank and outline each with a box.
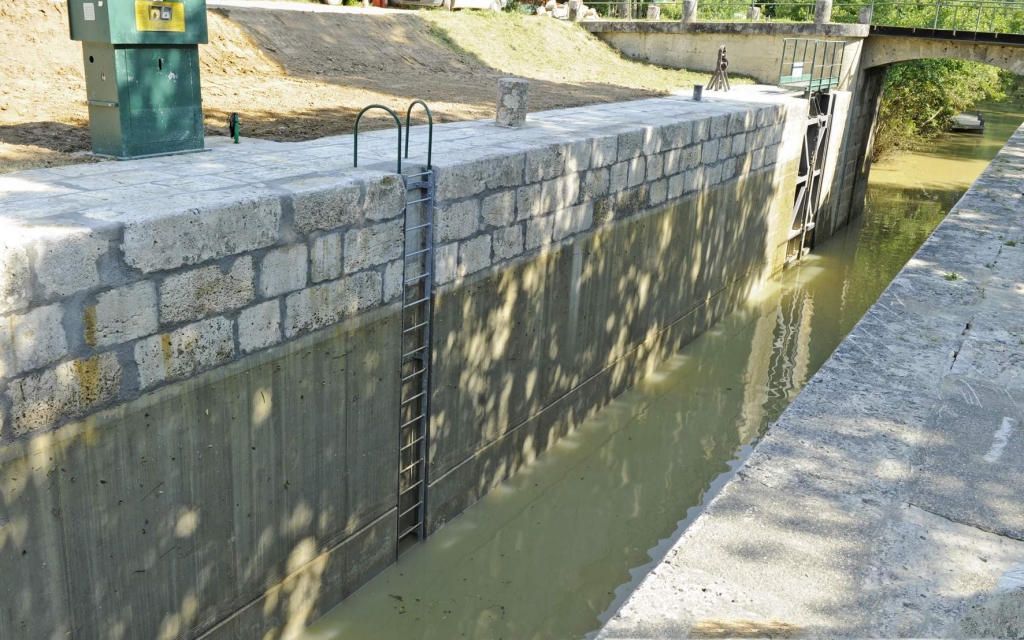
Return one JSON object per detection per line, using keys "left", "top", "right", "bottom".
{"left": 1, "top": 1, "right": 715, "bottom": 173}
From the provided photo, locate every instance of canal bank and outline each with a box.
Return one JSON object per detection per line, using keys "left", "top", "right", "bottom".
{"left": 597, "top": 120, "right": 1024, "bottom": 636}
{"left": 300, "top": 102, "right": 1024, "bottom": 639}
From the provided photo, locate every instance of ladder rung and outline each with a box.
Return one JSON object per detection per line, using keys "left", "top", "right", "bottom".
{"left": 405, "top": 272, "right": 430, "bottom": 284}
{"left": 406, "top": 222, "right": 431, "bottom": 231}
{"left": 403, "top": 345, "right": 427, "bottom": 359}
{"left": 398, "top": 523, "right": 422, "bottom": 539}
{"left": 401, "top": 391, "right": 426, "bottom": 406}
{"left": 400, "top": 459, "right": 423, "bottom": 475}
{"left": 400, "top": 480, "right": 423, "bottom": 496}
{"left": 405, "top": 248, "right": 430, "bottom": 259}
{"left": 399, "top": 501, "right": 422, "bottom": 519}
{"left": 404, "top": 296, "right": 429, "bottom": 309}
{"left": 401, "top": 414, "right": 425, "bottom": 431}
{"left": 401, "top": 368, "right": 426, "bottom": 383}
{"left": 406, "top": 197, "right": 432, "bottom": 205}
{"left": 401, "top": 435, "right": 425, "bottom": 452}
{"left": 404, "top": 321, "right": 429, "bottom": 334}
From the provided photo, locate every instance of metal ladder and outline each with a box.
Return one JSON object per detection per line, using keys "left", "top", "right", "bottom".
{"left": 353, "top": 100, "right": 435, "bottom": 550}
{"left": 397, "top": 167, "right": 434, "bottom": 549}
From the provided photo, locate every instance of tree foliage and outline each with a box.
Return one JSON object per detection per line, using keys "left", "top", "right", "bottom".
{"left": 873, "top": 60, "right": 1006, "bottom": 160}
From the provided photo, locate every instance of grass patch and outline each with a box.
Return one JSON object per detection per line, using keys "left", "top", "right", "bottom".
{"left": 943, "top": 272, "right": 960, "bottom": 281}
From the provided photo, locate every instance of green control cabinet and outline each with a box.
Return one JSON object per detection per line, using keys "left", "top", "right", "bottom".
{"left": 68, "top": 0, "right": 208, "bottom": 159}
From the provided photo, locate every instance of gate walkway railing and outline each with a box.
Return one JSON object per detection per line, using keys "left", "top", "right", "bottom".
{"left": 585, "top": 0, "right": 1024, "bottom": 37}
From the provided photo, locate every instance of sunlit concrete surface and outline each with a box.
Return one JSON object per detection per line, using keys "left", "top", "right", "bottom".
{"left": 598, "top": 125, "right": 1024, "bottom": 638}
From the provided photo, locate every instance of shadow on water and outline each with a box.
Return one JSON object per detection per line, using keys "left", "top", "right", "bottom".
{"left": 300, "top": 101, "right": 1024, "bottom": 640}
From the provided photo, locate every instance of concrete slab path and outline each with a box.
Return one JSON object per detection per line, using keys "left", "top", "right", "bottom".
{"left": 598, "top": 127, "right": 1024, "bottom": 637}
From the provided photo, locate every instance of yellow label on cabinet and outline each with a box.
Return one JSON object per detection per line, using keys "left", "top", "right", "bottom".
{"left": 135, "top": 1, "right": 185, "bottom": 32}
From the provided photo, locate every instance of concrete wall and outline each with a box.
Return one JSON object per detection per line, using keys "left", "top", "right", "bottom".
{"left": 423, "top": 99, "right": 806, "bottom": 530}
{"left": 0, "top": 89, "right": 828, "bottom": 639}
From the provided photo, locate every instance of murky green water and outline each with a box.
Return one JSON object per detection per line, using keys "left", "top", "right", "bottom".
{"left": 301, "top": 100, "right": 1024, "bottom": 640}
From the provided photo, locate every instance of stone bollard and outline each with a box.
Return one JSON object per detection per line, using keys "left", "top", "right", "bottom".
{"left": 496, "top": 78, "right": 529, "bottom": 128}
{"left": 814, "top": 0, "right": 833, "bottom": 23}
{"left": 746, "top": 5, "right": 760, "bottom": 20}
{"left": 646, "top": 4, "right": 660, "bottom": 19}
{"left": 682, "top": 0, "right": 697, "bottom": 23}
{"left": 568, "top": 0, "right": 583, "bottom": 20}
{"left": 858, "top": 5, "right": 873, "bottom": 23}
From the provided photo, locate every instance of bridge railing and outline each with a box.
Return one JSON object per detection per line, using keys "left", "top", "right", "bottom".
{"left": 584, "top": 0, "right": 1024, "bottom": 36}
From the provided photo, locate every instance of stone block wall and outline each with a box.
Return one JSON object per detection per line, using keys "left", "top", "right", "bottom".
{"left": 0, "top": 170, "right": 406, "bottom": 443}
{"left": 430, "top": 102, "right": 805, "bottom": 290}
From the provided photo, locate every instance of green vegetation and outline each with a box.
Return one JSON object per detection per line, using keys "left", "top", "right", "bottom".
{"left": 872, "top": 60, "right": 1016, "bottom": 161}
{"left": 944, "top": 272, "right": 960, "bottom": 281}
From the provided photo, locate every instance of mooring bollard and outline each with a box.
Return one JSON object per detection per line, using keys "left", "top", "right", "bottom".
{"left": 682, "top": 0, "right": 697, "bottom": 23}
{"left": 814, "top": 0, "right": 833, "bottom": 24}
{"left": 858, "top": 5, "right": 873, "bottom": 23}
{"left": 692, "top": 84, "right": 703, "bottom": 102}
{"left": 496, "top": 78, "right": 530, "bottom": 128}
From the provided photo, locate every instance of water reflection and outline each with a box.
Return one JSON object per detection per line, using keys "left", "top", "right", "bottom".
{"left": 301, "top": 99, "right": 1024, "bottom": 640}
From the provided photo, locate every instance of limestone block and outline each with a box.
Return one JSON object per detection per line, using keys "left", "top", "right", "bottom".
{"left": 751, "top": 148, "right": 767, "bottom": 170}
{"left": 706, "top": 163, "right": 724, "bottom": 187}
{"left": 0, "top": 304, "right": 67, "bottom": 378}
{"left": 764, "top": 144, "right": 780, "bottom": 166}
{"left": 160, "top": 257, "right": 255, "bottom": 325}
{"left": 540, "top": 174, "right": 581, "bottom": 214}
{"left": 135, "top": 316, "right": 235, "bottom": 389}
{"left": 617, "top": 130, "right": 644, "bottom": 161}
{"left": 668, "top": 174, "right": 686, "bottom": 201}
{"left": 663, "top": 149, "right": 681, "bottom": 176}
{"left": 646, "top": 4, "right": 660, "bottom": 19}
{"left": 552, "top": 204, "right": 594, "bottom": 242}
{"left": 684, "top": 143, "right": 708, "bottom": 169}
{"left": 627, "top": 157, "right": 647, "bottom": 188}
{"left": 261, "top": 244, "right": 309, "bottom": 298}
{"left": 858, "top": 6, "right": 873, "bottom": 23}
{"left": 731, "top": 132, "right": 747, "bottom": 156}
{"left": 435, "top": 243, "right": 459, "bottom": 286}
{"left": 384, "top": 260, "right": 404, "bottom": 303}
{"left": 526, "top": 216, "right": 554, "bottom": 251}
{"left": 526, "top": 145, "right": 567, "bottom": 183}
{"left": 121, "top": 191, "right": 281, "bottom": 273}
{"left": 722, "top": 158, "right": 738, "bottom": 181}
{"left": 551, "top": 4, "right": 568, "bottom": 18}
{"left": 311, "top": 233, "right": 343, "bottom": 283}
{"left": 646, "top": 154, "right": 664, "bottom": 181}
{"left": 747, "top": 5, "right": 761, "bottom": 19}
{"left": 710, "top": 115, "right": 729, "bottom": 139}
{"left": 496, "top": 78, "right": 530, "bottom": 128}
{"left": 545, "top": 0, "right": 556, "bottom": 10}
{"left": 728, "top": 113, "right": 748, "bottom": 135}
{"left": 436, "top": 200, "right": 480, "bottom": 243}
{"left": 591, "top": 135, "right": 619, "bottom": 169}
{"left": 482, "top": 191, "right": 516, "bottom": 227}
{"left": 609, "top": 162, "right": 629, "bottom": 193}
{"left": 659, "top": 122, "right": 694, "bottom": 151}
{"left": 344, "top": 219, "right": 404, "bottom": 274}
{"left": 516, "top": 184, "right": 542, "bottom": 220}
{"left": 283, "top": 272, "right": 382, "bottom": 337}
{"left": 493, "top": 225, "right": 524, "bottom": 262}
{"left": 434, "top": 154, "right": 525, "bottom": 201}
{"left": 568, "top": 0, "right": 583, "bottom": 19}
{"left": 86, "top": 281, "right": 159, "bottom": 348}
{"left": 0, "top": 238, "right": 31, "bottom": 315}
{"left": 536, "top": 5, "right": 546, "bottom": 14}
{"left": 718, "top": 137, "right": 733, "bottom": 161}
{"left": 458, "top": 235, "right": 492, "bottom": 277}
{"left": 684, "top": 167, "right": 704, "bottom": 194}
{"left": 702, "top": 140, "right": 721, "bottom": 165}
{"left": 32, "top": 228, "right": 107, "bottom": 299}
{"left": 289, "top": 175, "right": 363, "bottom": 235}
{"left": 649, "top": 179, "right": 669, "bottom": 206}
{"left": 363, "top": 174, "right": 407, "bottom": 221}
{"left": 238, "top": 301, "right": 282, "bottom": 354}
{"left": 692, "top": 118, "right": 711, "bottom": 143}
{"left": 581, "top": 168, "right": 610, "bottom": 201}
{"left": 8, "top": 352, "right": 122, "bottom": 436}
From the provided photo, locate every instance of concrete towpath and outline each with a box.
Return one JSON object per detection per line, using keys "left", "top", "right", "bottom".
{"left": 598, "top": 128, "right": 1024, "bottom": 637}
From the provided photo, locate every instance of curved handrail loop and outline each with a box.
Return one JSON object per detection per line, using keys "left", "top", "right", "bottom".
{"left": 404, "top": 99, "right": 434, "bottom": 170}
{"left": 353, "top": 104, "right": 403, "bottom": 174}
